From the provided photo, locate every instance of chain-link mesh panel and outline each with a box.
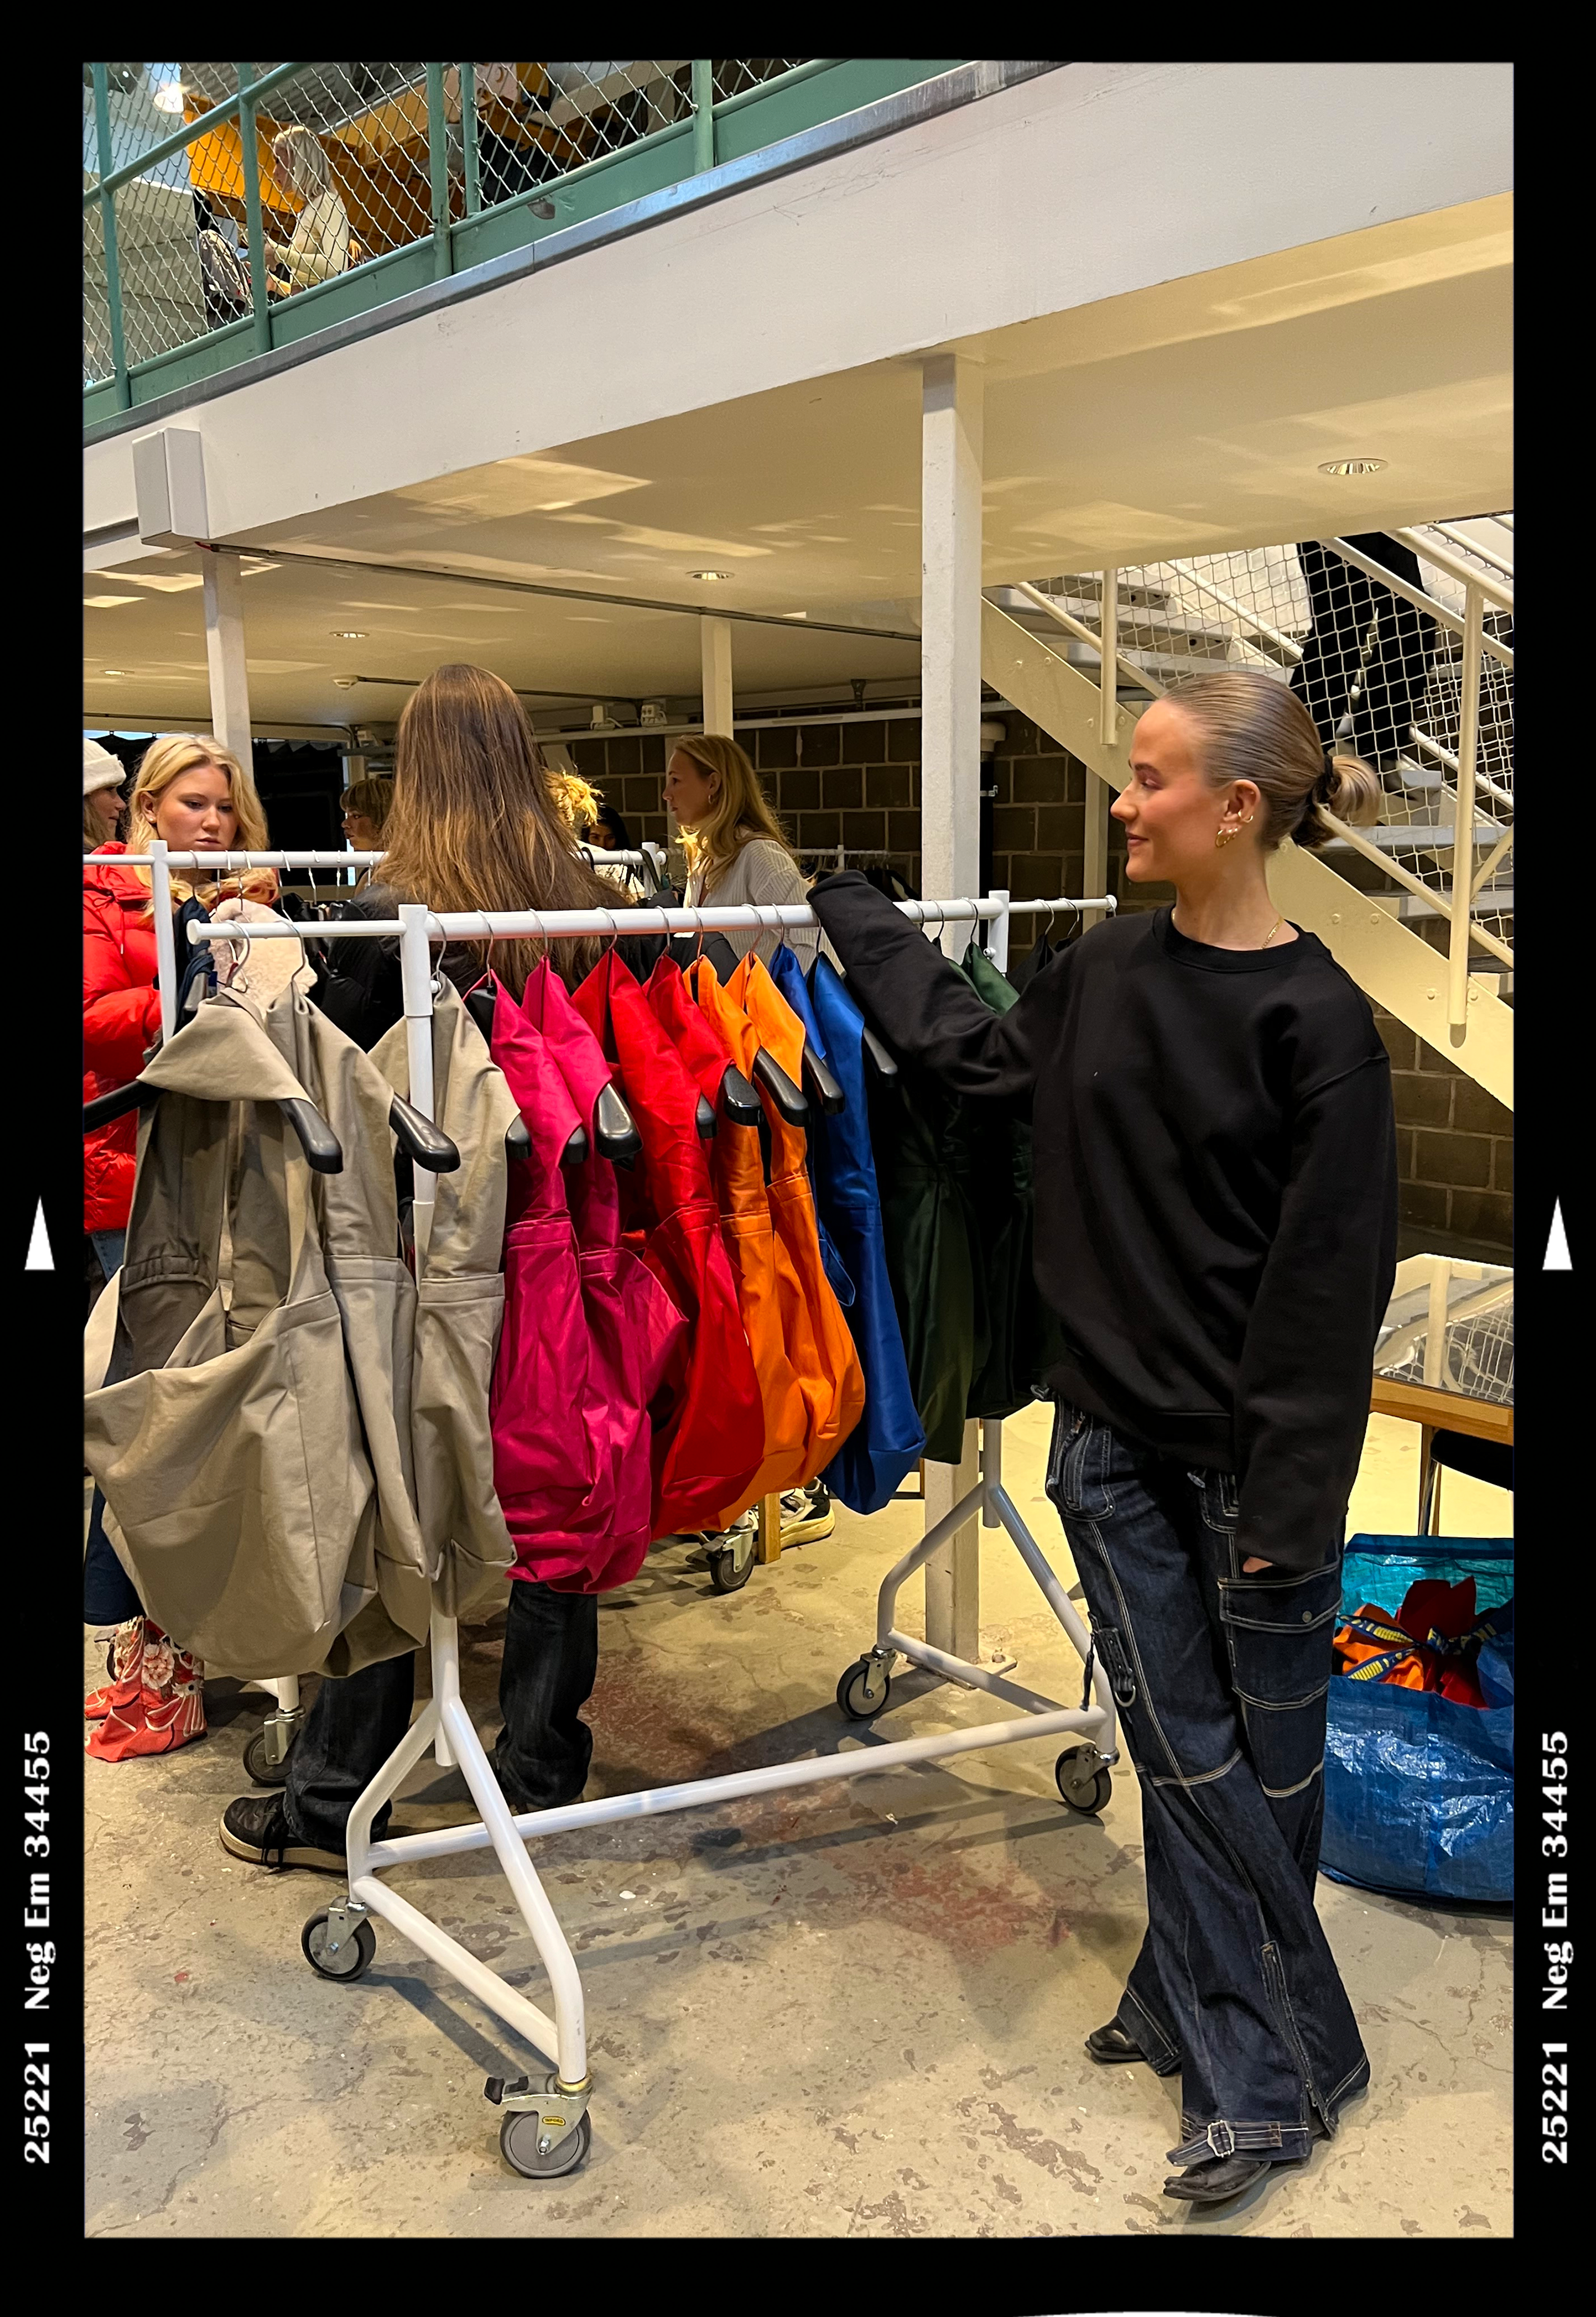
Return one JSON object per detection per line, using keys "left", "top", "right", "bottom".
{"left": 1022, "top": 521, "right": 1514, "bottom": 966}
{"left": 712, "top": 59, "right": 808, "bottom": 102}
{"left": 86, "top": 59, "right": 825, "bottom": 385}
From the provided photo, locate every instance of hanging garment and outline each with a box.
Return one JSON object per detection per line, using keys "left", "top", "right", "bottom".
{"left": 260, "top": 982, "right": 432, "bottom": 1675}
{"left": 370, "top": 982, "right": 520, "bottom": 1621}
{"left": 517, "top": 961, "right": 689, "bottom": 1588}
{"left": 646, "top": 956, "right": 808, "bottom": 1520}
{"left": 856, "top": 1008, "right": 978, "bottom": 1468}
{"left": 485, "top": 982, "right": 597, "bottom": 1582}
{"left": 688, "top": 952, "right": 849, "bottom": 1490}
{"left": 728, "top": 952, "right": 866, "bottom": 1477}
{"left": 783, "top": 950, "right": 924, "bottom": 1515}
{"left": 573, "top": 949, "right": 765, "bottom": 1535}
{"left": 958, "top": 940, "right": 1072, "bottom": 1414}
{"left": 84, "top": 993, "right": 377, "bottom": 1678}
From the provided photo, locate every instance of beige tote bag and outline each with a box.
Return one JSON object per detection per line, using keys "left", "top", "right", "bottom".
{"left": 372, "top": 982, "right": 520, "bottom": 1621}
{"left": 83, "top": 996, "right": 377, "bottom": 1678}
{"left": 258, "top": 983, "right": 433, "bottom": 1675}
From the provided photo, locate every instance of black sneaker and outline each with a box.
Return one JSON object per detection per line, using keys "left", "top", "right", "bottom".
{"left": 219, "top": 1793, "right": 345, "bottom": 1874}
{"left": 779, "top": 1481, "right": 835, "bottom": 1545}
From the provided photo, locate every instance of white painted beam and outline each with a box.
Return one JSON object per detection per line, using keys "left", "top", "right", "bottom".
{"left": 203, "top": 553, "right": 253, "bottom": 767}
{"left": 919, "top": 352, "right": 983, "bottom": 957}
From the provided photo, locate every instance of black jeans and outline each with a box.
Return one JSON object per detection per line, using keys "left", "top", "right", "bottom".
{"left": 1291, "top": 532, "right": 1436, "bottom": 762}
{"left": 1046, "top": 1404, "right": 1368, "bottom": 2166}
{"left": 283, "top": 1578, "right": 599, "bottom": 1852}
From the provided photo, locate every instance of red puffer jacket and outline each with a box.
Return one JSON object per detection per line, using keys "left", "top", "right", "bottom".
{"left": 84, "top": 845, "right": 163, "bottom": 1234}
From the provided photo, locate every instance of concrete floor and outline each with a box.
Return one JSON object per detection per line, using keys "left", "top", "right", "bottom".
{"left": 86, "top": 1406, "right": 1512, "bottom": 2238}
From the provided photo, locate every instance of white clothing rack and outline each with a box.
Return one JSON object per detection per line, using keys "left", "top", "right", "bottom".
{"left": 168, "top": 855, "right": 1120, "bottom": 2176}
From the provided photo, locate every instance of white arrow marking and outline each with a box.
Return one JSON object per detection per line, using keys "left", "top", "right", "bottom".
{"left": 24, "top": 1200, "right": 52, "bottom": 1271}
{"left": 1545, "top": 1199, "right": 1572, "bottom": 1272}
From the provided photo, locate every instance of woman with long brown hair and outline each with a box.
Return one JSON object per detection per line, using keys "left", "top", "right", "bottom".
{"left": 311, "top": 663, "right": 666, "bottom": 1045}
{"left": 222, "top": 664, "right": 732, "bottom": 1872}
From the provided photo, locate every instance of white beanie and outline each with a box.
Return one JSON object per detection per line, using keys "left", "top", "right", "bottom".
{"left": 84, "top": 737, "right": 125, "bottom": 797}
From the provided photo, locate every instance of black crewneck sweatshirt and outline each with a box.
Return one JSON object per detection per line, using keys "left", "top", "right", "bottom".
{"left": 809, "top": 874, "right": 1398, "bottom": 1572}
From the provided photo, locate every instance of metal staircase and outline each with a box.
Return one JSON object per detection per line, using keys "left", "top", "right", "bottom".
{"left": 983, "top": 521, "right": 1513, "bottom": 1109}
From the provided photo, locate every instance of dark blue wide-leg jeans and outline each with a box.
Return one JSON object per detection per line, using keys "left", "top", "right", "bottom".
{"left": 1046, "top": 1402, "right": 1369, "bottom": 2167}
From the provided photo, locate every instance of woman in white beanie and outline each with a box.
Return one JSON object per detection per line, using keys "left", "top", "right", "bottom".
{"left": 83, "top": 737, "right": 126, "bottom": 852}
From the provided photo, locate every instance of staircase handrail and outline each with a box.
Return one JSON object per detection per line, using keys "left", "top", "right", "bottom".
{"left": 1392, "top": 526, "right": 1514, "bottom": 611}
{"left": 1420, "top": 521, "right": 1514, "bottom": 582}
{"left": 1007, "top": 581, "right": 1165, "bottom": 698}
{"left": 1328, "top": 539, "right": 1513, "bottom": 666}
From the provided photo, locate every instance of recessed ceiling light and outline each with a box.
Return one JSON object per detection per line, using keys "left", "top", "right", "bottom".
{"left": 151, "top": 81, "right": 186, "bottom": 114}
{"left": 1319, "top": 457, "right": 1387, "bottom": 476}
{"left": 331, "top": 629, "right": 369, "bottom": 639}
{"left": 689, "top": 570, "right": 732, "bottom": 582}
{"left": 101, "top": 669, "right": 131, "bottom": 676}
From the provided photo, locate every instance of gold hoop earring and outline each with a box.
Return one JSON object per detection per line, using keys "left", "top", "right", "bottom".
{"left": 1215, "top": 812, "right": 1255, "bottom": 850}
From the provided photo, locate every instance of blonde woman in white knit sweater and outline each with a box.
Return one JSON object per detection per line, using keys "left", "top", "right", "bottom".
{"left": 665, "top": 733, "right": 816, "bottom": 967}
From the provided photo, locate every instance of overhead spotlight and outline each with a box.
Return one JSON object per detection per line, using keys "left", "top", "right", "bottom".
{"left": 689, "top": 570, "right": 732, "bottom": 582}
{"left": 101, "top": 668, "right": 131, "bottom": 676}
{"left": 1318, "top": 457, "right": 1387, "bottom": 476}
{"left": 330, "top": 629, "right": 368, "bottom": 638}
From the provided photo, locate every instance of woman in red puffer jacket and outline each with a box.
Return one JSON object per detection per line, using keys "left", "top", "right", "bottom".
{"left": 83, "top": 730, "right": 271, "bottom": 1762}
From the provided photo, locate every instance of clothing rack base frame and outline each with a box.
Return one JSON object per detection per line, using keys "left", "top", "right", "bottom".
{"left": 166, "top": 872, "right": 1120, "bottom": 2176}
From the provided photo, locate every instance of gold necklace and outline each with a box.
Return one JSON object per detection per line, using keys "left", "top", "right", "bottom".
{"left": 1260, "top": 914, "right": 1285, "bottom": 948}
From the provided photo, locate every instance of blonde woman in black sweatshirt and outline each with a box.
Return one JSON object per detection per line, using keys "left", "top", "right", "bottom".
{"left": 811, "top": 673, "right": 1396, "bottom": 2209}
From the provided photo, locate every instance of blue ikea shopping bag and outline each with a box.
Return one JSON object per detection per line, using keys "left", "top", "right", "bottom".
{"left": 1321, "top": 1535, "right": 1514, "bottom": 1905}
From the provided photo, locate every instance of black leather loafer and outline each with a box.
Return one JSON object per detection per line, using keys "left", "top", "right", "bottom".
{"left": 1085, "top": 2020, "right": 1145, "bottom": 2064}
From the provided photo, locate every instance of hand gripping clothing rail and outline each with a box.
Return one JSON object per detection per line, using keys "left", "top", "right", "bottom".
{"left": 172, "top": 850, "right": 1122, "bottom": 2180}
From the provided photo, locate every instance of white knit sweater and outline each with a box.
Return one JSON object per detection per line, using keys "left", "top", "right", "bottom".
{"left": 684, "top": 837, "right": 817, "bottom": 968}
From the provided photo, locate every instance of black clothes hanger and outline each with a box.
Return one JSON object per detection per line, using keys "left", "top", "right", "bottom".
{"left": 751, "top": 1047, "right": 810, "bottom": 1128}
{"left": 859, "top": 1025, "right": 899, "bottom": 1082}
{"left": 388, "top": 1093, "right": 460, "bottom": 1173}
{"left": 695, "top": 1092, "right": 716, "bottom": 1140}
{"left": 719, "top": 1063, "right": 762, "bottom": 1124}
{"left": 82, "top": 1078, "right": 345, "bottom": 1175}
{"left": 800, "top": 1046, "right": 846, "bottom": 1115}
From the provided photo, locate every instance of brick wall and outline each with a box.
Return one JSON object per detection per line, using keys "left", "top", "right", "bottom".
{"left": 1374, "top": 1007, "right": 1513, "bottom": 1261}
{"left": 565, "top": 712, "right": 1163, "bottom": 937}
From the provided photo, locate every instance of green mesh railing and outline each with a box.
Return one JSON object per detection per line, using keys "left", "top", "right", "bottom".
{"left": 84, "top": 60, "right": 957, "bottom": 422}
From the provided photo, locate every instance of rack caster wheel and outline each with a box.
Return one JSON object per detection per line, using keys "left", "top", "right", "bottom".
{"left": 244, "top": 1727, "right": 292, "bottom": 1787}
{"left": 1054, "top": 1746, "right": 1112, "bottom": 1816}
{"left": 706, "top": 1525, "right": 755, "bottom": 1594}
{"left": 836, "top": 1656, "right": 892, "bottom": 1720}
{"left": 500, "top": 2107, "right": 592, "bottom": 2179}
{"left": 301, "top": 1908, "right": 377, "bottom": 1981}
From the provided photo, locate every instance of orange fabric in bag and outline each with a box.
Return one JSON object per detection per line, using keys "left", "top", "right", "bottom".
{"left": 647, "top": 960, "right": 809, "bottom": 1520}
{"left": 727, "top": 953, "right": 865, "bottom": 1480}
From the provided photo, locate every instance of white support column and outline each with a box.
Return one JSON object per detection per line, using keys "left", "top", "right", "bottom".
{"left": 920, "top": 353, "right": 984, "bottom": 956}
{"left": 924, "top": 1420, "right": 981, "bottom": 1663}
{"left": 202, "top": 550, "right": 253, "bottom": 767}
{"left": 1083, "top": 565, "right": 1116, "bottom": 926}
{"left": 700, "top": 614, "right": 734, "bottom": 736}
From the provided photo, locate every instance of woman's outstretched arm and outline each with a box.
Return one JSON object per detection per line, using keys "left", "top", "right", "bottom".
{"left": 808, "top": 871, "right": 1059, "bottom": 1101}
